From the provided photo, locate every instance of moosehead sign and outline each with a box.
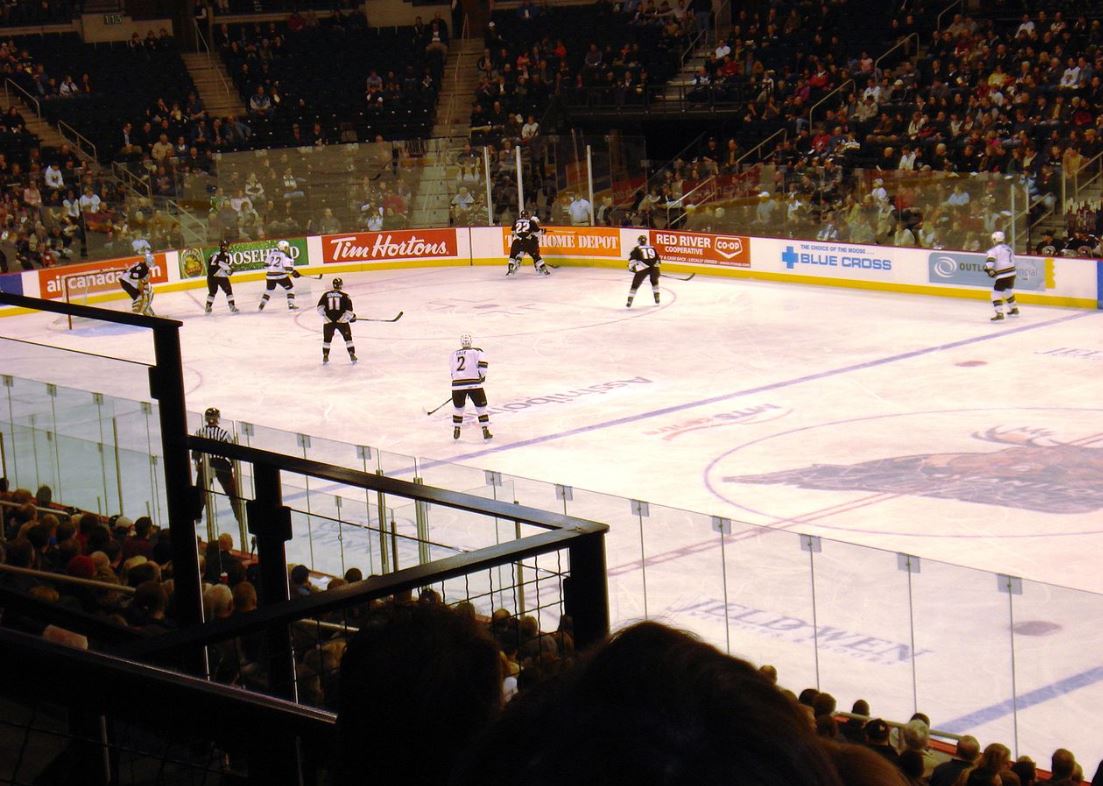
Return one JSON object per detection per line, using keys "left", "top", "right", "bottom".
{"left": 322, "top": 229, "right": 458, "bottom": 263}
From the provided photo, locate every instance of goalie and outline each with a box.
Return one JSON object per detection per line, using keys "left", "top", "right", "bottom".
{"left": 316, "top": 277, "right": 357, "bottom": 364}
{"left": 259, "top": 239, "right": 300, "bottom": 310}
{"left": 625, "top": 234, "right": 661, "bottom": 308}
{"left": 120, "top": 238, "right": 155, "bottom": 316}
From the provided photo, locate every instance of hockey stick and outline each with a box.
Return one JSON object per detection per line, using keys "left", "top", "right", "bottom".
{"left": 664, "top": 272, "right": 696, "bottom": 281}
{"left": 357, "top": 311, "right": 404, "bottom": 323}
{"left": 425, "top": 398, "right": 451, "bottom": 416}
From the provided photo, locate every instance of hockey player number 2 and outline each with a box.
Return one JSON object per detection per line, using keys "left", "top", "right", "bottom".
{"left": 456, "top": 356, "right": 466, "bottom": 371}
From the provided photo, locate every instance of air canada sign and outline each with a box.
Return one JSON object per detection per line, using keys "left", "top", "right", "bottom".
{"left": 322, "top": 229, "right": 457, "bottom": 263}
{"left": 650, "top": 230, "right": 751, "bottom": 267}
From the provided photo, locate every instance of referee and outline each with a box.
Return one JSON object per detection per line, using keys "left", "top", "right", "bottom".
{"left": 193, "top": 407, "right": 244, "bottom": 526}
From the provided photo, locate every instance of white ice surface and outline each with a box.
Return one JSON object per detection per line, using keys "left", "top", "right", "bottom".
{"left": 2, "top": 265, "right": 1102, "bottom": 766}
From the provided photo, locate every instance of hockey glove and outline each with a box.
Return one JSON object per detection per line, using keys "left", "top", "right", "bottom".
{"left": 291, "top": 269, "right": 302, "bottom": 278}
{"left": 985, "top": 268, "right": 996, "bottom": 278}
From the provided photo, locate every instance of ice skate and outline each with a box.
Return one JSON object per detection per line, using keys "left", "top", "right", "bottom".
{"left": 482, "top": 427, "right": 493, "bottom": 440}
{"left": 288, "top": 302, "right": 298, "bottom": 310}
{"left": 204, "top": 304, "right": 212, "bottom": 314}
{"left": 453, "top": 426, "right": 461, "bottom": 440}
{"left": 349, "top": 353, "right": 358, "bottom": 363}
{"left": 1008, "top": 307, "right": 1019, "bottom": 316}
{"left": 229, "top": 305, "right": 240, "bottom": 313}
{"left": 991, "top": 312, "right": 1005, "bottom": 321}
{"left": 626, "top": 296, "right": 634, "bottom": 308}
{"left": 258, "top": 301, "right": 266, "bottom": 310}
{"left": 654, "top": 292, "right": 660, "bottom": 304}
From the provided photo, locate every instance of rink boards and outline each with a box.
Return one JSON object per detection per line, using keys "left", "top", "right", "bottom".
{"left": 1, "top": 226, "right": 1100, "bottom": 314}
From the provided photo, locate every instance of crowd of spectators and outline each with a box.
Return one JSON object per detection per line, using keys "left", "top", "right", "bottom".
{"left": 217, "top": 12, "right": 441, "bottom": 148}
{"left": 470, "top": 1, "right": 692, "bottom": 144}
{"left": 648, "top": 5, "right": 1103, "bottom": 256}
{"left": 5, "top": 475, "right": 1103, "bottom": 786}
{"left": 196, "top": 139, "right": 416, "bottom": 242}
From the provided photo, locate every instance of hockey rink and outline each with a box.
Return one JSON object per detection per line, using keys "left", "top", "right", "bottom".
{"left": 2, "top": 265, "right": 1103, "bottom": 765}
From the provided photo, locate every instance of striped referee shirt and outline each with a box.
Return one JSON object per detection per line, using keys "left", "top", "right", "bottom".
{"left": 193, "top": 423, "right": 234, "bottom": 464}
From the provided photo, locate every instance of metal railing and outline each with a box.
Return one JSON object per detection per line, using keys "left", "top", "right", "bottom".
{"left": 936, "top": 0, "right": 965, "bottom": 32}
{"left": 735, "top": 127, "right": 787, "bottom": 167}
{"left": 58, "top": 118, "right": 98, "bottom": 162}
{"left": 3, "top": 76, "right": 41, "bottom": 117}
{"left": 0, "top": 562, "right": 137, "bottom": 595}
{"left": 808, "top": 78, "right": 854, "bottom": 129}
{"left": 667, "top": 173, "right": 718, "bottom": 226}
{"left": 874, "top": 32, "right": 919, "bottom": 75}
{"left": 193, "top": 17, "right": 234, "bottom": 101}
{"left": 1063, "top": 148, "right": 1103, "bottom": 206}
{"left": 111, "top": 160, "right": 152, "bottom": 197}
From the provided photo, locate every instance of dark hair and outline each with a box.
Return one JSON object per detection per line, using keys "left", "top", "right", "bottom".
{"left": 813, "top": 692, "right": 837, "bottom": 718}
{"left": 290, "top": 564, "right": 310, "bottom": 585}
{"left": 344, "top": 567, "right": 363, "bottom": 583}
{"left": 1010, "top": 759, "right": 1036, "bottom": 786}
{"left": 798, "top": 687, "right": 820, "bottom": 707}
{"left": 134, "top": 516, "right": 152, "bottom": 537}
{"left": 133, "top": 580, "right": 166, "bottom": 615}
{"left": 899, "top": 750, "right": 924, "bottom": 780}
{"left": 35, "top": 485, "right": 52, "bottom": 507}
{"left": 454, "top": 622, "right": 845, "bottom": 786}
{"left": 337, "top": 603, "right": 501, "bottom": 786}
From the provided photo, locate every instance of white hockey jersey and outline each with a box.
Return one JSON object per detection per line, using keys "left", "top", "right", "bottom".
{"left": 120, "top": 259, "right": 151, "bottom": 287}
{"left": 264, "top": 249, "right": 295, "bottom": 279}
{"left": 451, "top": 347, "right": 488, "bottom": 390}
{"left": 984, "top": 243, "right": 1015, "bottom": 280}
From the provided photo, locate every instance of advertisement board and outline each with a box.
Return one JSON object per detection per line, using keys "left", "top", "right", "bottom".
{"left": 500, "top": 226, "right": 622, "bottom": 258}
{"left": 778, "top": 241, "right": 894, "bottom": 274}
{"left": 322, "top": 229, "right": 458, "bottom": 264}
{"left": 38, "top": 254, "right": 169, "bottom": 300}
{"left": 178, "top": 238, "right": 309, "bottom": 279}
{"left": 650, "top": 230, "right": 750, "bottom": 267}
{"left": 927, "top": 251, "right": 1051, "bottom": 292}
{"left": 0, "top": 272, "right": 23, "bottom": 295}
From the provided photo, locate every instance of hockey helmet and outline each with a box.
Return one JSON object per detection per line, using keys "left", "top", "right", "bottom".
{"left": 219, "top": 239, "right": 230, "bottom": 251}
{"left": 332, "top": 277, "right": 343, "bottom": 290}
{"left": 277, "top": 240, "right": 291, "bottom": 254}
{"left": 460, "top": 333, "right": 473, "bottom": 348}
{"left": 991, "top": 230, "right": 1005, "bottom": 244}
{"left": 638, "top": 235, "right": 648, "bottom": 246}
{"left": 518, "top": 209, "right": 530, "bottom": 219}
{"left": 204, "top": 407, "right": 221, "bottom": 424}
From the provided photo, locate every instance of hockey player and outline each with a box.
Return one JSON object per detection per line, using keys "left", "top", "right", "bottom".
{"left": 205, "top": 239, "right": 239, "bottom": 313}
{"left": 192, "top": 407, "right": 244, "bottom": 527}
{"left": 626, "top": 234, "right": 661, "bottom": 308}
{"left": 984, "top": 230, "right": 1019, "bottom": 321}
{"left": 120, "top": 238, "right": 155, "bottom": 316}
{"left": 451, "top": 333, "right": 492, "bottom": 440}
{"left": 259, "top": 239, "right": 300, "bottom": 310}
{"left": 317, "top": 278, "right": 357, "bottom": 364}
{"left": 506, "top": 210, "right": 550, "bottom": 276}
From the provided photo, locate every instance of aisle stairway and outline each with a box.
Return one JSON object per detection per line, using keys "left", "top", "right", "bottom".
{"left": 181, "top": 52, "right": 245, "bottom": 119}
